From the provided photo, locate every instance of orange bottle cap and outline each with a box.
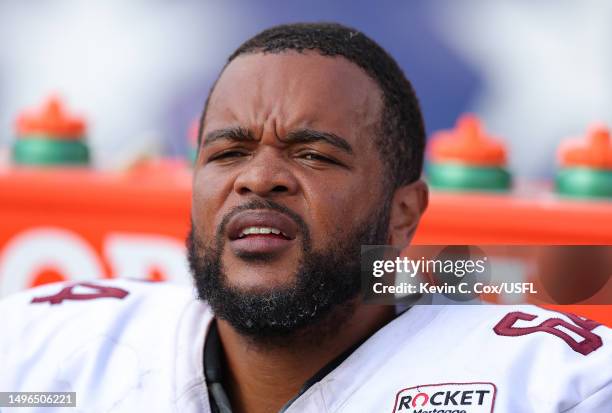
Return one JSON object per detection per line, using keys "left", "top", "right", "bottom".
{"left": 558, "top": 125, "right": 612, "bottom": 169}
{"left": 16, "top": 97, "right": 86, "bottom": 139}
{"left": 429, "top": 114, "right": 507, "bottom": 166}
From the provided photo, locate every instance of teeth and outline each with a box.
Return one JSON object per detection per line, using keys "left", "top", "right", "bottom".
{"left": 239, "top": 226, "right": 284, "bottom": 238}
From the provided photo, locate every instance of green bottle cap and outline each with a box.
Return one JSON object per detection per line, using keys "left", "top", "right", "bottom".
{"left": 427, "top": 162, "right": 512, "bottom": 192}
{"left": 12, "top": 137, "right": 90, "bottom": 165}
{"left": 556, "top": 167, "right": 612, "bottom": 198}
{"left": 189, "top": 148, "right": 198, "bottom": 165}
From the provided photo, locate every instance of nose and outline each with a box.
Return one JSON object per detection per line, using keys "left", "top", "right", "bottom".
{"left": 233, "top": 148, "right": 299, "bottom": 197}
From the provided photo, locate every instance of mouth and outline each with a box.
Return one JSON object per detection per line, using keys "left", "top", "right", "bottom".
{"left": 236, "top": 226, "right": 291, "bottom": 239}
{"left": 226, "top": 210, "right": 299, "bottom": 256}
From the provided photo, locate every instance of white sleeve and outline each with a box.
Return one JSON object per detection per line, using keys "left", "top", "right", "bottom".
{"left": 562, "top": 383, "right": 612, "bottom": 412}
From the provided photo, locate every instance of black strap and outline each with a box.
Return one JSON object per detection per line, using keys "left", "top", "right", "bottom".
{"left": 204, "top": 321, "right": 233, "bottom": 413}
{"left": 204, "top": 321, "right": 370, "bottom": 413}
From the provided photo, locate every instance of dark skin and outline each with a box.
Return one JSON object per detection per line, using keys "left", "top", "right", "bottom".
{"left": 192, "top": 52, "right": 428, "bottom": 413}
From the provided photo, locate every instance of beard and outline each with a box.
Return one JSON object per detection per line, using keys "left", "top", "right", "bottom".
{"left": 187, "top": 197, "right": 391, "bottom": 345}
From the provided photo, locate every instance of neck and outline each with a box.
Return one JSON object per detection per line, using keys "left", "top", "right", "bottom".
{"left": 216, "top": 301, "right": 394, "bottom": 413}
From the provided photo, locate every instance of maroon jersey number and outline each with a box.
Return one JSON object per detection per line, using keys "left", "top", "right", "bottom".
{"left": 494, "top": 311, "right": 602, "bottom": 355}
{"left": 31, "top": 282, "right": 129, "bottom": 305}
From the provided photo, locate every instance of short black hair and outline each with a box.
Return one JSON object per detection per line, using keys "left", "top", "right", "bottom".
{"left": 199, "top": 22, "right": 426, "bottom": 188}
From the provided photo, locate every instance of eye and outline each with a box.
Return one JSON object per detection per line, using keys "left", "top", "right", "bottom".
{"left": 301, "top": 152, "right": 335, "bottom": 163}
{"left": 209, "top": 150, "right": 248, "bottom": 162}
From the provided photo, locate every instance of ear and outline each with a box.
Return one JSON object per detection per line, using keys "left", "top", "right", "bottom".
{"left": 387, "top": 179, "right": 429, "bottom": 248}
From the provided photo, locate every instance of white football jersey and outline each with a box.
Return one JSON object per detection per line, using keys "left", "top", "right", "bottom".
{"left": 0, "top": 279, "right": 610, "bottom": 412}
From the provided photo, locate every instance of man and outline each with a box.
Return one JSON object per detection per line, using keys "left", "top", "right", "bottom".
{"left": 0, "top": 23, "right": 610, "bottom": 413}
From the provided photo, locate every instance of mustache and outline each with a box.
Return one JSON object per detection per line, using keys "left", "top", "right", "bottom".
{"left": 216, "top": 198, "right": 310, "bottom": 241}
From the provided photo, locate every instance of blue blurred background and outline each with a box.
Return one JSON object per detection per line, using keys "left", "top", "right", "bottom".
{"left": 1, "top": 0, "right": 610, "bottom": 178}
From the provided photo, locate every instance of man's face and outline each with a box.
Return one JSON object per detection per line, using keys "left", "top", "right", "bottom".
{"left": 189, "top": 52, "right": 391, "bottom": 337}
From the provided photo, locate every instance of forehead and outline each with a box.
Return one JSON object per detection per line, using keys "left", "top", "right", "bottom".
{"left": 204, "top": 52, "right": 383, "bottom": 141}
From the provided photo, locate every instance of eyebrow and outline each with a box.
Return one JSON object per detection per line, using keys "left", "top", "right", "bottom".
{"left": 283, "top": 129, "right": 353, "bottom": 154}
{"left": 203, "top": 126, "right": 353, "bottom": 155}
{"left": 203, "top": 127, "right": 256, "bottom": 147}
